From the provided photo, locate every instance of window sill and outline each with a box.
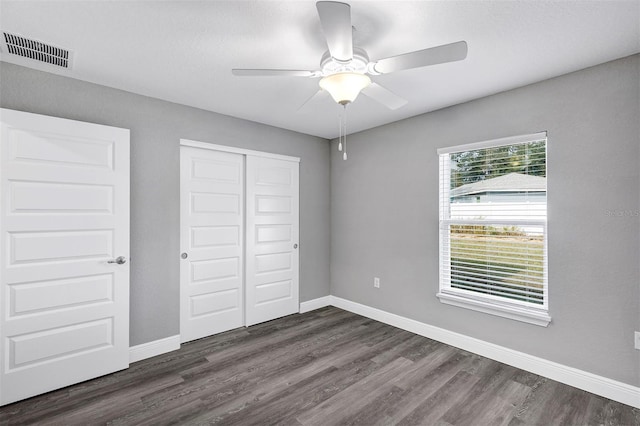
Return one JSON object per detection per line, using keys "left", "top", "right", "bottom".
{"left": 436, "top": 292, "right": 551, "bottom": 327}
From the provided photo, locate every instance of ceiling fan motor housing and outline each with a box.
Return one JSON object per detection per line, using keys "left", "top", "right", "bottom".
{"left": 320, "top": 47, "right": 371, "bottom": 76}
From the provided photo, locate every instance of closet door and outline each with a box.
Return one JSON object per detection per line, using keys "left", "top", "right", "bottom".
{"left": 0, "top": 109, "right": 130, "bottom": 405}
{"left": 245, "top": 156, "right": 299, "bottom": 326}
{"left": 180, "top": 147, "right": 244, "bottom": 343}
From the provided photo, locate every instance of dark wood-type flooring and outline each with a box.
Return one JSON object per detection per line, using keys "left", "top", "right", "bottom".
{"left": 1, "top": 307, "right": 638, "bottom": 425}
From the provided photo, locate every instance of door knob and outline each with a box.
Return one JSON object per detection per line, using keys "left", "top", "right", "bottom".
{"left": 108, "top": 256, "right": 127, "bottom": 265}
{"left": 293, "top": 244, "right": 298, "bottom": 249}
{"left": 181, "top": 253, "right": 188, "bottom": 259}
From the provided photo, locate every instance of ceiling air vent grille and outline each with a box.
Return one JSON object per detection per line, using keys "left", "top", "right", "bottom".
{"left": 2, "top": 32, "right": 71, "bottom": 68}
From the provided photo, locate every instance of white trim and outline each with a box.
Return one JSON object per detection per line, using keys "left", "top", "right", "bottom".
{"left": 441, "top": 219, "right": 547, "bottom": 226}
{"left": 300, "top": 296, "right": 332, "bottom": 313}
{"left": 438, "top": 134, "right": 549, "bottom": 323}
{"left": 180, "top": 139, "right": 300, "bottom": 162}
{"left": 129, "top": 335, "right": 180, "bottom": 364}
{"left": 329, "top": 296, "right": 640, "bottom": 409}
{"left": 437, "top": 131, "right": 547, "bottom": 155}
{"left": 437, "top": 292, "right": 551, "bottom": 327}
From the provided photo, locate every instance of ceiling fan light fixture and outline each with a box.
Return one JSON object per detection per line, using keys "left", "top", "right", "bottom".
{"left": 319, "top": 72, "right": 371, "bottom": 105}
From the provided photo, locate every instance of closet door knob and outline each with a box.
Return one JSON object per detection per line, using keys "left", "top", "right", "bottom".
{"left": 181, "top": 253, "right": 188, "bottom": 259}
{"left": 293, "top": 244, "right": 298, "bottom": 249}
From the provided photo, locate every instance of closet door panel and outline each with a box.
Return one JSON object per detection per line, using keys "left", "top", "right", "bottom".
{"left": 180, "top": 147, "right": 244, "bottom": 343}
{"left": 245, "top": 156, "right": 299, "bottom": 326}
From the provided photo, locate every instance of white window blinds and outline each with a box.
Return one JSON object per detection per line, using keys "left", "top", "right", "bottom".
{"left": 438, "top": 133, "right": 550, "bottom": 325}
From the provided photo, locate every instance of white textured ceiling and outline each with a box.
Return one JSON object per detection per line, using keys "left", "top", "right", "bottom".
{"left": 1, "top": 1, "right": 638, "bottom": 139}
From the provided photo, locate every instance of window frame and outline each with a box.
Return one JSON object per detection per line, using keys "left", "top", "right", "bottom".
{"left": 437, "top": 132, "right": 551, "bottom": 327}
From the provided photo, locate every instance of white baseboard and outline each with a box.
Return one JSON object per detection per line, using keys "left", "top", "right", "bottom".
{"left": 129, "top": 335, "right": 180, "bottom": 363}
{"left": 330, "top": 296, "right": 640, "bottom": 409}
{"left": 299, "top": 295, "right": 332, "bottom": 313}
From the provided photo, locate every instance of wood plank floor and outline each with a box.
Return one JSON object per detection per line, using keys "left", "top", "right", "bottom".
{"left": 1, "top": 307, "right": 638, "bottom": 425}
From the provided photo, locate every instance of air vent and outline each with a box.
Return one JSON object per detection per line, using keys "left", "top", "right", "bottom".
{"left": 1, "top": 32, "right": 72, "bottom": 68}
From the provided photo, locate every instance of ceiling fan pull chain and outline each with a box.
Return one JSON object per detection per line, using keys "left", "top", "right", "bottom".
{"left": 343, "top": 104, "right": 348, "bottom": 160}
{"left": 338, "top": 105, "right": 343, "bottom": 152}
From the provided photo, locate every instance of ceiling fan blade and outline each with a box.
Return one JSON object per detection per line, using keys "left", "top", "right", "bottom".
{"left": 316, "top": 1, "right": 353, "bottom": 62}
{"left": 232, "top": 69, "right": 317, "bottom": 77}
{"left": 373, "top": 41, "right": 468, "bottom": 74}
{"left": 361, "top": 82, "right": 407, "bottom": 110}
{"left": 298, "top": 89, "right": 330, "bottom": 111}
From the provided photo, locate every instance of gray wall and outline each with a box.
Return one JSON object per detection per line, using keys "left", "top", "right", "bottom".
{"left": 2, "top": 54, "right": 638, "bottom": 388}
{"left": 330, "top": 54, "right": 640, "bottom": 386}
{"left": 0, "top": 62, "right": 331, "bottom": 346}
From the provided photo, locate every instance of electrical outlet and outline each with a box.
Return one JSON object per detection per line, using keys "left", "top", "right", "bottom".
{"left": 635, "top": 332, "right": 640, "bottom": 350}
{"left": 374, "top": 277, "right": 380, "bottom": 288}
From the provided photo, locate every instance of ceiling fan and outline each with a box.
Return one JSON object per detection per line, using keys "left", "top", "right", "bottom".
{"left": 232, "top": 1, "right": 468, "bottom": 111}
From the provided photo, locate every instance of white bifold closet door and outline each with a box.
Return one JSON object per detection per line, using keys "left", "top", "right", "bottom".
{"left": 0, "top": 109, "right": 130, "bottom": 406}
{"left": 180, "top": 143, "right": 299, "bottom": 343}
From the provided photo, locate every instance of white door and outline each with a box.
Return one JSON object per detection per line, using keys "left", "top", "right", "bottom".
{"left": 180, "top": 147, "right": 244, "bottom": 343}
{"left": 0, "top": 109, "right": 130, "bottom": 406}
{"left": 245, "top": 156, "right": 299, "bottom": 326}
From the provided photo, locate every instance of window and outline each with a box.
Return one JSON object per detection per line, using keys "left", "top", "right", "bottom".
{"left": 437, "top": 133, "right": 550, "bottom": 326}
